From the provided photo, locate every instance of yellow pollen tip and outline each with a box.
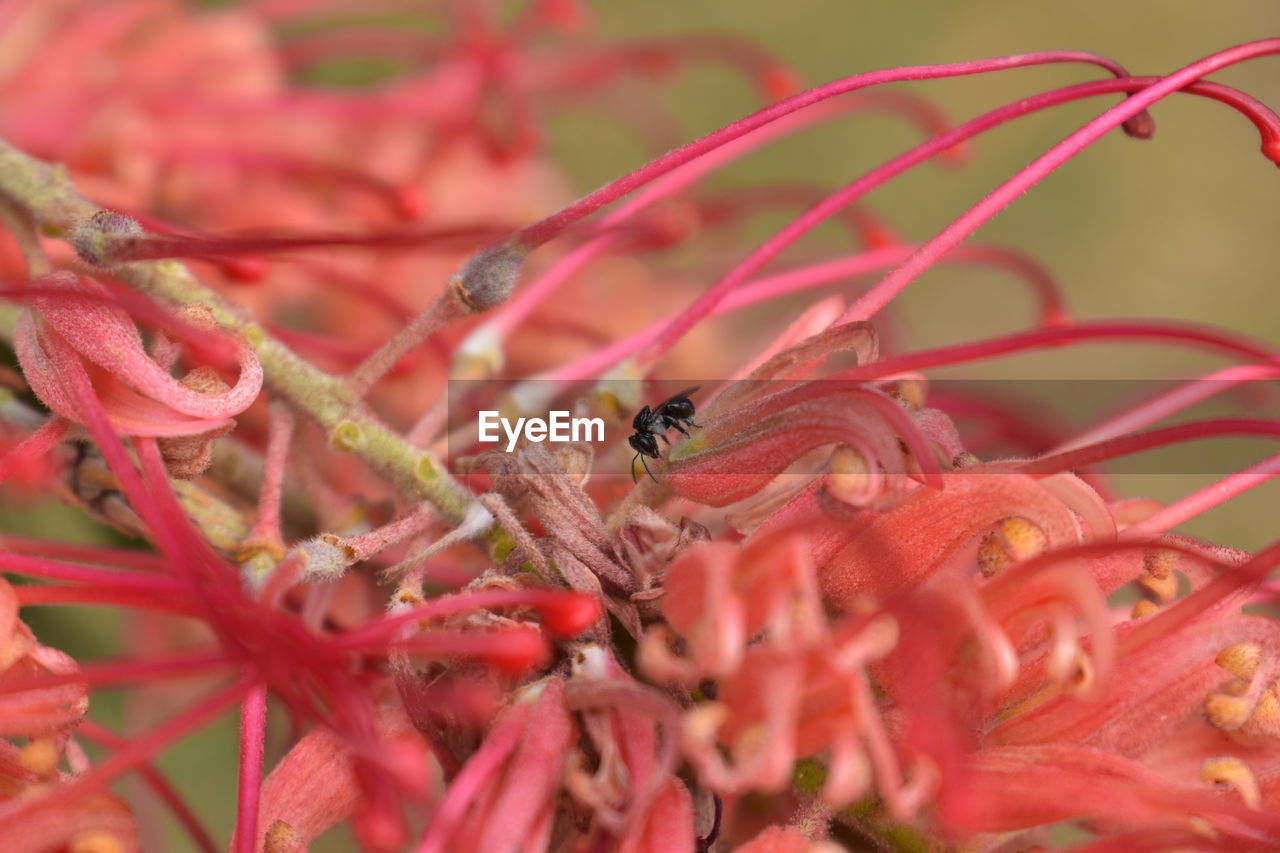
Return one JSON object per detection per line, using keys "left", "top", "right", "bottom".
{"left": 1216, "top": 643, "right": 1261, "bottom": 680}
{"left": 396, "top": 588, "right": 424, "bottom": 605}
{"left": 1205, "top": 691, "right": 1253, "bottom": 731}
{"left": 1137, "top": 571, "right": 1178, "bottom": 603}
{"left": 1131, "top": 599, "right": 1160, "bottom": 619}
{"left": 18, "top": 737, "right": 59, "bottom": 777}
{"left": 1243, "top": 686, "right": 1280, "bottom": 738}
{"left": 977, "top": 516, "right": 1046, "bottom": 577}
{"left": 68, "top": 832, "right": 124, "bottom": 853}
{"left": 828, "top": 446, "right": 873, "bottom": 505}
{"left": 891, "top": 379, "right": 927, "bottom": 411}
{"left": 1201, "top": 757, "right": 1260, "bottom": 808}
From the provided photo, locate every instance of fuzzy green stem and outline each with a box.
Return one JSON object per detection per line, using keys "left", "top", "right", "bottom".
{"left": 0, "top": 138, "right": 475, "bottom": 522}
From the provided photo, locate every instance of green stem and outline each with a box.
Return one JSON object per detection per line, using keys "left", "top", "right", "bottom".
{"left": 0, "top": 138, "right": 475, "bottom": 522}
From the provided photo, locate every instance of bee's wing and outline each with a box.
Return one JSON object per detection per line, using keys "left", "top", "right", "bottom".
{"left": 631, "top": 404, "right": 653, "bottom": 430}
{"left": 662, "top": 386, "right": 700, "bottom": 405}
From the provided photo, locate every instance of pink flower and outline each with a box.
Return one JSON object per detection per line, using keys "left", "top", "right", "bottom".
{"left": 2, "top": 2, "right": 1280, "bottom": 851}
{"left": 15, "top": 272, "right": 261, "bottom": 439}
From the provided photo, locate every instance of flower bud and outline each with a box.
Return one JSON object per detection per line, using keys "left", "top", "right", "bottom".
{"left": 292, "top": 534, "right": 357, "bottom": 582}
{"left": 452, "top": 244, "right": 527, "bottom": 312}
{"left": 71, "top": 210, "right": 144, "bottom": 268}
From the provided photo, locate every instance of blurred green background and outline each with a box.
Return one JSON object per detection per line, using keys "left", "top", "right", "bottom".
{"left": 4, "top": 1, "right": 1279, "bottom": 850}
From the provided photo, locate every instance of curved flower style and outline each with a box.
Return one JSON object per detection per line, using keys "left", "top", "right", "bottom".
{"left": 0, "top": 1, "right": 1279, "bottom": 852}
{"left": 15, "top": 273, "right": 262, "bottom": 437}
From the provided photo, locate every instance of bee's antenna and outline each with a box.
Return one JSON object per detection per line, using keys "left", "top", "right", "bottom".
{"left": 641, "top": 454, "right": 658, "bottom": 483}
{"left": 631, "top": 452, "right": 641, "bottom": 483}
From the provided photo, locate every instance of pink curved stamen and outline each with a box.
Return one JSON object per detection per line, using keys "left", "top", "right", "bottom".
{"left": 637, "top": 75, "right": 1277, "bottom": 368}
{"left": 470, "top": 90, "right": 955, "bottom": 346}
{"left": 1017, "top": 418, "right": 1280, "bottom": 476}
{"left": 510, "top": 51, "right": 1155, "bottom": 251}
{"left": 833, "top": 321, "right": 1278, "bottom": 382}
{"left": 838, "top": 40, "right": 1280, "bottom": 325}
{"left": 1052, "top": 364, "right": 1280, "bottom": 454}
{"left": 1121, "top": 451, "right": 1280, "bottom": 540}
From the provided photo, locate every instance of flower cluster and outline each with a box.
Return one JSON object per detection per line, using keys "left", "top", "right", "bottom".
{"left": 0, "top": 1, "right": 1279, "bottom": 851}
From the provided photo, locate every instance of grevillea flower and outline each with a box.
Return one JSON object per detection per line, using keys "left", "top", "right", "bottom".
{"left": 2, "top": 1, "right": 1280, "bottom": 851}
{"left": 14, "top": 272, "right": 262, "bottom": 439}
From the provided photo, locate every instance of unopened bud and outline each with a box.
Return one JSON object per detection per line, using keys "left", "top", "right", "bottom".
{"left": 452, "top": 244, "right": 527, "bottom": 312}
{"left": 71, "top": 210, "right": 143, "bottom": 268}
{"left": 1121, "top": 109, "right": 1157, "bottom": 141}
{"left": 291, "top": 533, "right": 357, "bottom": 581}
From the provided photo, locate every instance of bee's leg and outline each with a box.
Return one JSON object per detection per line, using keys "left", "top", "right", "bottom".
{"left": 669, "top": 421, "right": 690, "bottom": 437}
{"left": 658, "top": 433, "right": 671, "bottom": 445}
{"left": 685, "top": 418, "right": 702, "bottom": 430}
{"left": 641, "top": 454, "right": 658, "bottom": 483}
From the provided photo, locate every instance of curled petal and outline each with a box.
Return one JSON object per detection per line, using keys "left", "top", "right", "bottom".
{"left": 669, "top": 393, "right": 922, "bottom": 507}
{"left": 15, "top": 274, "right": 261, "bottom": 436}
{"left": 32, "top": 276, "right": 262, "bottom": 418}
{"left": 818, "top": 473, "right": 1083, "bottom": 605}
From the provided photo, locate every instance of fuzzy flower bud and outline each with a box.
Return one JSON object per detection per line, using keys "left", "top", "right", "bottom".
{"left": 452, "top": 244, "right": 528, "bottom": 312}
{"left": 291, "top": 534, "right": 357, "bottom": 582}
{"left": 70, "top": 211, "right": 144, "bottom": 268}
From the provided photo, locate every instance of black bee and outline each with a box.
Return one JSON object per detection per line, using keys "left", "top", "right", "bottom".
{"left": 629, "top": 386, "right": 701, "bottom": 483}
